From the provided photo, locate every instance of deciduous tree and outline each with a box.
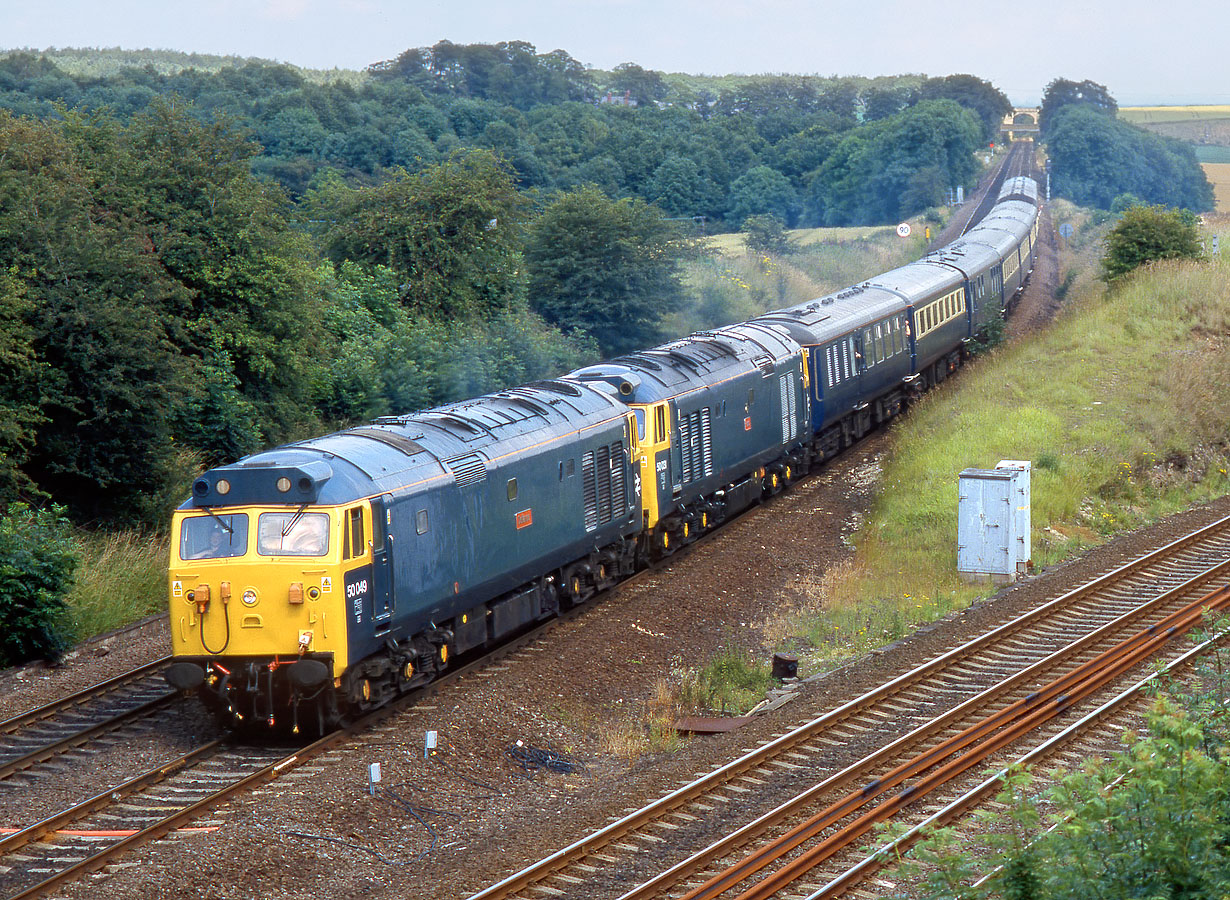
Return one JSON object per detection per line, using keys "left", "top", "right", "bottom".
{"left": 1038, "top": 77, "right": 1117, "bottom": 137}
{"left": 525, "top": 185, "right": 699, "bottom": 357}
{"left": 318, "top": 149, "right": 530, "bottom": 321}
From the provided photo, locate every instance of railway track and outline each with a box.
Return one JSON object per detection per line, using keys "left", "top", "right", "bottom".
{"left": 0, "top": 658, "right": 176, "bottom": 780}
{"left": 0, "top": 578, "right": 689, "bottom": 900}
{"left": 467, "top": 514, "right": 1230, "bottom": 900}
{"left": 954, "top": 139, "right": 1036, "bottom": 239}
{"left": 810, "top": 634, "right": 1217, "bottom": 900}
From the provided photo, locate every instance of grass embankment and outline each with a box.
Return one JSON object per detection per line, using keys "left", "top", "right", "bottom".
{"left": 768, "top": 213, "right": 1230, "bottom": 675}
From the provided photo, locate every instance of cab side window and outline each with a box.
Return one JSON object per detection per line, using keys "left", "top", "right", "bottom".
{"left": 343, "top": 507, "right": 364, "bottom": 560}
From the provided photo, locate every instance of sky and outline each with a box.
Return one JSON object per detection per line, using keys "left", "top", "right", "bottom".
{"left": 2, "top": 0, "right": 1226, "bottom": 106}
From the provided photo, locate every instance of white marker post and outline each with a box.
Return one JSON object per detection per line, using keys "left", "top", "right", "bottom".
{"left": 424, "top": 730, "right": 438, "bottom": 759}
{"left": 367, "top": 762, "right": 381, "bottom": 796}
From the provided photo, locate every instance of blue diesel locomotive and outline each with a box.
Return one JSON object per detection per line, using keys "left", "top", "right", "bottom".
{"left": 164, "top": 176, "right": 1040, "bottom": 733}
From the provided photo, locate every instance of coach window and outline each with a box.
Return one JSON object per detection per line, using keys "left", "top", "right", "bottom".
{"left": 416, "top": 509, "right": 429, "bottom": 535}
{"left": 507, "top": 478, "right": 518, "bottom": 501}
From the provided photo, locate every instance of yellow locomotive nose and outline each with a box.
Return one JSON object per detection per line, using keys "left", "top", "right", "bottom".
{"left": 169, "top": 507, "right": 345, "bottom": 656}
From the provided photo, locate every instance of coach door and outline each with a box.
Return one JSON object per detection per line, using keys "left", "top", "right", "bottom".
{"left": 370, "top": 494, "right": 393, "bottom": 623}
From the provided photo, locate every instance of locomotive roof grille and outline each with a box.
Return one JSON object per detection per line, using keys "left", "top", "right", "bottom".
{"left": 346, "top": 428, "right": 430, "bottom": 457}
{"left": 616, "top": 354, "right": 662, "bottom": 370}
{"left": 527, "top": 380, "right": 583, "bottom": 397}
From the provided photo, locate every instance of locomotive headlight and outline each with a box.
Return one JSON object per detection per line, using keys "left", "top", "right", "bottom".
{"left": 215, "top": 478, "right": 231, "bottom": 495}
{"left": 242, "top": 589, "right": 258, "bottom": 607}
{"left": 276, "top": 477, "right": 292, "bottom": 493}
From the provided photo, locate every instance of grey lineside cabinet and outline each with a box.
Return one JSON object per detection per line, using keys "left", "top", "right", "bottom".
{"left": 957, "top": 460, "right": 1032, "bottom": 583}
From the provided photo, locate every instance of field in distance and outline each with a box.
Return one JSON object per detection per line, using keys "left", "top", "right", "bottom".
{"left": 704, "top": 224, "right": 893, "bottom": 254}
{"left": 1202, "top": 163, "right": 1230, "bottom": 213}
{"left": 1120, "top": 105, "right": 1230, "bottom": 123}
{"left": 1121, "top": 106, "right": 1230, "bottom": 160}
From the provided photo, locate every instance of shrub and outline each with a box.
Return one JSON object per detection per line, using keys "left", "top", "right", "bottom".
{"left": 1102, "top": 204, "right": 1203, "bottom": 281}
{"left": 967, "top": 309, "right": 1006, "bottom": 355}
{"left": 0, "top": 503, "right": 79, "bottom": 665}
{"left": 677, "top": 645, "right": 775, "bottom": 716}
{"left": 742, "top": 214, "right": 791, "bottom": 256}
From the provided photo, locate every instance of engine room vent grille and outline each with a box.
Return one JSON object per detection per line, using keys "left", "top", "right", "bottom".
{"left": 445, "top": 453, "right": 487, "bottom": 487}
{"left": 581, "top": 442, "right": 625, "bottom": 532}
{"left": 779, "top": 373, "right": 798, "bottom": 443}
{"left": 678, "top": 408, "right": 713, "bottom": 484}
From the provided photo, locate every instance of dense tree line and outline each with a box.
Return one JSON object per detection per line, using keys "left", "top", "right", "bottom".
{"left": 0, "top": 48, "right": 1007, "bottom": 225}
{"left": 1041, "top": 78, "right": 1214, "bottom": 211}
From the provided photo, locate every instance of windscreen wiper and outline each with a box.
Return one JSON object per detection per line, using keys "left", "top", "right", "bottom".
{"left": 281, "top": 503, "right": 309, "bottom": 537}
{"left": 200, "top": 506, "right": 234, "bottom": 534}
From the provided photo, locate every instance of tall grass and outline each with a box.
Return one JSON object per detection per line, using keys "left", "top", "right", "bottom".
{"left": 66, "top": 531, "right": 168, "bottom": 640}
{"left": 676, "top": 645, "right": 776, "bottom": 717}
{"left": 780, "top": 228, "right": 1230, "bottom": 673}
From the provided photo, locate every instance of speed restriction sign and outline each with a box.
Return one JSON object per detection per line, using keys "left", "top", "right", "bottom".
{"left": 896, "top": 222, "right": 911, "bottom": 237}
